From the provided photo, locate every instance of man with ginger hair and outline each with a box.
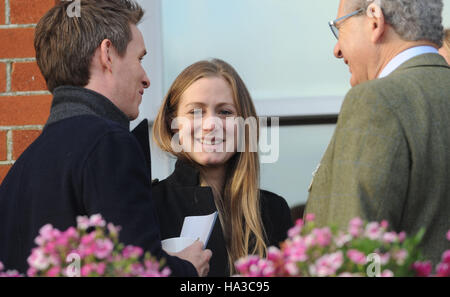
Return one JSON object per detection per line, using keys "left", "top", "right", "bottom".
{"left": 0, "top": 0, "right": 211, "bottom": 276}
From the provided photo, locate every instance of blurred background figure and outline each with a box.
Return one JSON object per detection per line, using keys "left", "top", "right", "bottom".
{"left": 439, "top": 29, "right": 450, "bottom": 64}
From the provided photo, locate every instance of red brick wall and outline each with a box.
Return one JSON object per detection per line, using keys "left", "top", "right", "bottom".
{"left": 0, "top": 0, "right": 58, "bottom": 184}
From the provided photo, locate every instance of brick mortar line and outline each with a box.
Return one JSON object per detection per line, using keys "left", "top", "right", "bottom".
{"left": 0, "top": 161, "right": 14, "bottom": 165}
{"left": 0, "top": 58, "right": 36, "bottom": 63}
{"left": 0, "top": 126, "right": 43, "bottom": 131}
{"left": 6, "top": 130, "right": 12, "bottom": 161}
{"left": 0, "top": 91, "right": 51, "bottom": 96}
{"left": 5, "top": 62, "right": 11, "bottom": 92}
{"left": 5, "top": 0, "right": 10, "bottom": 25}
{"left": 0, "top": 24, "right": 36, "bottom": 29}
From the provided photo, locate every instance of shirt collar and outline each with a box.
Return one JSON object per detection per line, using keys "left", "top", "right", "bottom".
{"left": 378, "top": 46, "right": 439, "bottom": 78}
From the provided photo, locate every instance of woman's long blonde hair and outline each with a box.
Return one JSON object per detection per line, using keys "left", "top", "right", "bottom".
{"left": 153, "top": 59, "right": 267, "bottom": 274}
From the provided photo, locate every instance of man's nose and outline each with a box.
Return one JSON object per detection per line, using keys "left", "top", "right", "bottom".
{"left": 142, "top": 73, "right": 150, "bottom": 89}
{"left": 334, "top": 42, "right": 343, "bottom": 59}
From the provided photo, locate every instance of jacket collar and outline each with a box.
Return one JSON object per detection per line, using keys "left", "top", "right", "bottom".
{"left": 392, "top": 53, "right": 450, "bottom": 75}
{"left": 45, "top": 86, "right": 130, "bottom": 130}
{"left": 168, "top": 159, "right": 201, "bottom": 187}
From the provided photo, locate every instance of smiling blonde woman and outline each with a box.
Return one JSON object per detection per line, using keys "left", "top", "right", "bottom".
{"left": 152, "top": 59, "right": 292, "bottom": 276}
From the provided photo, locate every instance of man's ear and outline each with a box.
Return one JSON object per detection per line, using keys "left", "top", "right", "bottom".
{"left": 99, "top": 39, "right": 114, "bottom": 73}
{"left": 367, "top": 3, "right": 385, "bottom": 43}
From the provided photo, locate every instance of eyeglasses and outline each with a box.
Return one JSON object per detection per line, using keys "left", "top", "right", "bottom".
{"left": 329, "top": 8, "right": 364, "bottom": 39}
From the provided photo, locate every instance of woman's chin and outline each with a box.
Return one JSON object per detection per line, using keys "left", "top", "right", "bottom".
{"left": 192, "top": 153, "right": 232, "bottom": 167}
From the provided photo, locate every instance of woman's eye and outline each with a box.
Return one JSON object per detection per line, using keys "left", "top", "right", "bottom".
{"left": 189, "top": 109, "right": 203, "bottom": 115}
{"left": 219, "top": 110, "right": 233, "bottom": 116}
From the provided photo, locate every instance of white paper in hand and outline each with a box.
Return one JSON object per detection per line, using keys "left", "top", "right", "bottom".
{"left": 180, "top": 211, "right": 218, "bottom": 249}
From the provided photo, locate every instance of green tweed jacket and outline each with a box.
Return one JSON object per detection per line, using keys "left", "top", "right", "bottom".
{"left": 305, "top": 53, "right": 450, "bottom": 265}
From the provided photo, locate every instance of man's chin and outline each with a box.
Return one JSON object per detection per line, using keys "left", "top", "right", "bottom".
{"left": 128, "top": 110, "right": 140, "bottom": 121}
{"left": 350, "top": 75, "right": 368, "bottom": 87}
{"left": 350, "top": 75, "right": 359, "bottom": 87}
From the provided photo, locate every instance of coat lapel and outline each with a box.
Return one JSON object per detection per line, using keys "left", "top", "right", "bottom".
{"left": 131, "top": 119, "right": 151, "bottom": 179}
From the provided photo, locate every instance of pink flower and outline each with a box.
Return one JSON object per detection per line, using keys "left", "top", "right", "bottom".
{"left": 348, "top": 217, "right": 364, "bottom": 237}
{"left": 26, "top": 214, "right": 171, "bottom": 277}
{"left": 44, "top": 241, "right": 57, "bottom": 254}
{"left": 412, "top": 261, "right": 432, "bottom": 277}
{"left": 107, "top": 223, "right": 121, "bottom": 236}
{"left": 0, "top": 262, "right": 3, "bottom": 271}
{"left": 142, "top": 264, "right": 172, "bottom": 277}
{"left": 284, "top": 261, "right": 299, "bottom": 276}
{"left": 364, "top": 222, "right": 382, "bottom": 240}
{"left": 338, "top": 272, "right": 354, "bottom": 277}
{"left": 122, "top": 246, "right": 143, "bottom": 259}
{"left": 235, "top": 258, "right": 250, "bottom": 273}
{"left": 159, "top": 267, "right": 172, "bottom": 277}
{"left": 80, "top": 232, "right": 96, "bottom": 245}
{"left": 287, "top": 225, "right": 302, "bottom": 238}
{"left": 313, "top": 227, "right": 332, "bottom": 247}
{"left": 55, "top": 235, "right": 69, "bottom": 247}
{"left": 305, "top": 213, "right": 315, "bottom": 222}
{"left": 285, "top": 238, "right": 308, "bottom": 262}
{"left": 130, "top": 263, "right": 145, "bottom": 276}
{"left": 94, "top": 239, "right": 114, "bottom": 259}
{"left": 40, "top": 224, "right": 54, "bottom": 239}
{"left": 144, "top": 259, "right": 160, "bottom": 271}
{"left": 27, "top": 248, "right": 49, "bottom": 270}
{"left": 63, "top": 227, "right": 79, "bottom": 240}
{"left": 89, "top": 214, "right": 106, "bottom": 228}
{"left": 435, "top": 263, "right": 449, "bottom": 277}
{"left": 81, "top": 264, "right": 94, "bottom": 277}
{"left": 382, "top": 232, "right": 398, "bottom": 244}
{"left": 258, "top": 260, "right": 276, "bottom": 277}
{"left": 235, "top": 255, "right": 262, "bottom": 276}
{"left": 381, "top": 269, "right": 394, "bottom": 277}
{"left": 0, "top": 270, "right": 22, "bottom": 277}
{"left": 398, "top": 232, "right": 406, "bottom": 242}
{"left": 393, "top": 249, "right": 408, "bottom": 265}
{"left": 334, "top": 232, "right": 352, "bottom": 247}
{"left": 288, "top": 219, "right": 304, "bottom": 238}
{"left": 96, "top": 263, "right": 106, "bottom": 276}
{"left": 303, "top": 234, "right": 315, "bottom": 247}
{"left": 77, "top": 216, "right": 90, "bottom": 230}
{"left": 46, "top": 266, "right": 61, "bottom": 277}
{"left": 380, "top": 220, "right": 389, "bottom": 229}
{"left": 378, "top": 252, "right": 391, "bottom": 265}
{"left": 267, "top": 246, "right": 282, "bottom": 262}
{"left": 35, "top": 224, "right": 55, "bottom": 246}
{"left": 310, "top": 252, "right": 343, "bottom": 277}
{"left": 349, "top": 217, "right": 363, "bottom": 227}
{"left": 441, "top": 250, "right": 450, "bottom": 263}
{"left": 347, "top": 249, "right": 366, "bottom": 265}
{"left": 26, "top": 267, "right": 38, "bottom": 277}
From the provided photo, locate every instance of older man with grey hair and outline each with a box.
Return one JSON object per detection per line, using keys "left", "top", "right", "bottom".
{"left": 306, "top": 0, "right": 450, "bottom": 266}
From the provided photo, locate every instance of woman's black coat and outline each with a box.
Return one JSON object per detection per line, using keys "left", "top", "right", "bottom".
{"left": 152, "top": 160, "right": 293, "bottom": 276}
